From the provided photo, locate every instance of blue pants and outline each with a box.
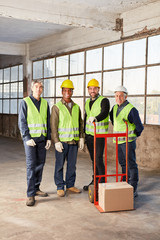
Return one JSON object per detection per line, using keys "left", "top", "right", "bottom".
{"left": 54, "top": 143, "right": 78, "bottom": 190}
{"left": 24, "top": 140, "right": 46, "bottom": 197}
{"left": 118, "top": 140, "right": 139, "bottom": 192}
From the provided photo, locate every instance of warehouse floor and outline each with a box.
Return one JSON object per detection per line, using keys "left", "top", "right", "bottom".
{"left": 0, "top": 136, "right": 160, "bottom": 240}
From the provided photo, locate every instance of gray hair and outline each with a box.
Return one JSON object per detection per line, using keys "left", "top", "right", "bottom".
{"left": 31, "top": 80, "right": 44, "bottom": 88}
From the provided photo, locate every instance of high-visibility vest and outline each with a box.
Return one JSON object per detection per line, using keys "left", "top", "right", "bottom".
{"left": 85, "top": 96, "right": 109, "bottom": 136}
{"left": 113, "top": 103, "right": 137, "bottom": 144}
{"left": 56, "top": 101, "right": 80, "bottom": 142}
{"left": 24, "top": 96, "right": 47, "bottom": 138}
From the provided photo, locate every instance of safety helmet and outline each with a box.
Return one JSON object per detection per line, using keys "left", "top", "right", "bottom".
{"left": 87, "top": 79, "right": 100, "bottom": 88}
{"left": 60, "top": 79, "right": 74, "bottom": 89}
{"left": 114, "top": 86, "right": 128, "bottom": 94}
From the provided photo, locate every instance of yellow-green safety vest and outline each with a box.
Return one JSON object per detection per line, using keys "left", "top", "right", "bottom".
{"left": 113, "top": 103, "right": 137, "bottom": 144}
{"left": 56, "top": 101, "right": 80, "bottom": 142}
{"left": 24, "top": 96, "right": 47, "bottom": 138}
{"left": 85, "top": 96, "right": 109, "bottom": 136}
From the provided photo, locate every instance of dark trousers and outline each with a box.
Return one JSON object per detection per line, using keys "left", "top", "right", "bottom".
{"left": 54, "top": 142, "right": 78, "bottom": 190}
{"left": 24, "top": 140, "right": 46, "bottom": 197}
{"left": 86, "top": 134, "right": 105, "bottom": 182}
{"left": 118, "top": 140, "right": 139, "bottom": 192}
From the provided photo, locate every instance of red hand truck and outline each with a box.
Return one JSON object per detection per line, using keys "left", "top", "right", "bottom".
{"left": 88, "top": 120, "right": 128, "bottom": 213}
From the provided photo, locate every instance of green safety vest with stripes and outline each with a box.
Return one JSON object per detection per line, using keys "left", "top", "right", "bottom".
{"left": 85, "top": 96, "right": 109, "bottom": 136}
{"left": 24, "top": 96, "right": 48, "bottom": 138}
{"left": 113, "top": 103, "right": 137, "bottom": 144}
{"left": 56, "top": 101, "right": 80, "bottom": 142}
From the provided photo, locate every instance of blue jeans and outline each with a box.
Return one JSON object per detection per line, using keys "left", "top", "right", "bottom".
{"left": 118, "top": 140, "right": 139, "bottom": 192}
{"left": 24, "top": 140, "right": 46, "bottom": 197}
{"left": 54, "top": 143, "right": 78, "bottom": 190}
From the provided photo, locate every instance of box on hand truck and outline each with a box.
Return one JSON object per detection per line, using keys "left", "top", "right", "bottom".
{"left": 88, "top": 121, "right": 134, "bottom": 213}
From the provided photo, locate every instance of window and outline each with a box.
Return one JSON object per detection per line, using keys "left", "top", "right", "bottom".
{"left": 32, "top": 34, "right": 160, "bottom": 125}
{"left": 0, "top": 64, "right": 23, "bottom": 114}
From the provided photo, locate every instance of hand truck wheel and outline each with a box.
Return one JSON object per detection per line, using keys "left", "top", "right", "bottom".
{"left": 88, "top": 185, "right": 94, "bottom": 203}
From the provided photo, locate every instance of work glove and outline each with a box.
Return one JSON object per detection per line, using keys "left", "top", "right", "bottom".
{"left": 26, "top": 139, "right": 36, "bottom": 147}
{"left": 45, "top": 140, "right": 51, "bottom": 150}
{"left": 87, "top": 116, "right": 97, "bottom": 124}
{"left": 55, "top": 142, "right": 64, "bottom": 152}
{"left": 79, "top": 138, "right": 84, "bottom": 150}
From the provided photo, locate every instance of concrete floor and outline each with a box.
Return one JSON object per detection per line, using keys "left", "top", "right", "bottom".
{"left": 0, "top": 136, "right": 160, "bottom": 240}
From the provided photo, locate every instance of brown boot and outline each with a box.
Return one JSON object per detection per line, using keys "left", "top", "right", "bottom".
{"left": 36, "top": 190, "right": 48, "bottom": 197}
{"left": 57, "top": 190, "right": 65, "bottom": 197}
{"left": 67, "top": 187, "right": 81, "bottom": 193}
{"left": 26, "top": 196, "right": 35, "bottom": 206}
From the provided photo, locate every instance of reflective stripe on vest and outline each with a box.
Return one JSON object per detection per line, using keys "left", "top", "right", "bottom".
{"left": 113, "top": 103, "right": 137, "bottom": 144}
{"left": 24, "top": 96, "right": 48, "bottom": 138}
{"left": 85, "top": 96, "right": 109, "bottom": 136}
{"left": 56, "top": 101, "right": 80, "bottom": 141}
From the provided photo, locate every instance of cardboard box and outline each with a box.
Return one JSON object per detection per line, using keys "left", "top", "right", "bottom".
{"left": 99, "top": 182, "right": 134, "bottom": 212}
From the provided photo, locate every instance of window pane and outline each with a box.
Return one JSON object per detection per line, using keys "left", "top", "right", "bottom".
{"left": 11, "top": 66, "right": 18, "bottom": 82}
{"left": 56, "top": 77, "right": 67, "bottom": 97}
{"left": 44, "top": 79, "right": 55, "bottom": 97}
{"left": 104, "top": 44, "right": 122, "bottom": 70}
{"left": 124, "top": 68, "right": 145, "bottom": 95}
{"left": 19, "top": 65, "right": 23, "bottom": 81}
{"left": 0, "top": 85, "right": 2, "bottom": 98}
{"left": 70, "top": 75, "right": 84, "bottom": 96}
{"left": 45, "top": 98, "right": 55, "bottom": 112}
{"left": 11, "top": 99, "right": 17, "bottom": 114}
{"left": 86, "top": 73, "right": 101, "bottom": 96}
{"left": 108, "top": 97, "right": 115, "bottom": 111}
{"left": 3, "top": 100, "right": 9, "bottom": 113}
{"left": 70, "top": 52, "right": 84, "bottom": 74}
{"left": 0, "top": 69, "right": 3, "bottom": 83}
{"left": 148, "top": 35, "right": 160, "bottom": 64}
{"left": 0, "top": 100, "right": 2, "bottom": 113}
{"left": 44, "top": 58, "right": 55, "bottom": 78}
{"left": 56, "top": 55, "right": 68, "bottom": 76}
{"left": 147, "top": 66, "right": 160, "bottom": 94}
{"left": 146, "top": 97, "right": 160, "bottom": 125}
{"left": 11, "top": 83, "right": 17, "bottom": 98}
{"left": 19, "top": 82, "right": 23, "bottom": 98}
{"left": 86, "top": 48, "right": 102, "bottom": 72}
{"left": 72, "top": 98, "right": 84, "bottom": 117}
{"left": 124, "top": 39, "right": 146, "bottom": 67}
{"left": 127, "top": 97, "right": 144, "bottom": 123}
{"left": 103, "top": 71, "right": 121, "bottom": 96}
{"left": 4, "top": 84, "right": 10, "bottom": 98}
{"left": 33, "top": 61, "right": 43, "bottom": 79}
{"left": 4, "top": 68, "right": 10, "bottom": 83}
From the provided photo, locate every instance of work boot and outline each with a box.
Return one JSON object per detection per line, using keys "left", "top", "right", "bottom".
{"left": 83, "top": 180, "right": 94, "bottom": 191}
{"left": 67, "top": 187, "right": 81, "bottom": 193}
{"left": 26, "top": 196, "right": 35, "bottom": 207}
{"left": 57, "top": 189, "right": 65, "bottom": 197}
{"left": 36, "top": 190, "right": 48, "bottom": 197}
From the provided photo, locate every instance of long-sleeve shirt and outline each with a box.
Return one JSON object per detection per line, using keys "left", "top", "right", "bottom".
{"left": 18, "top": 95, "right": 51, "bottom": 142}
{"left": 50, "top": 98, "right": 84, "bottom": 144}
{"left": 110, "top": 100, "right": 144, "bottom": 137}
{"left": 84, "top": 95, "right": 110, "bottom": 133}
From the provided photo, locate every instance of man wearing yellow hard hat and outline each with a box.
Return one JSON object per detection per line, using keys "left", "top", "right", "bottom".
{"left": 83, "top": 79, "right": 110, "bottom": 191}
{"left": 50, "top": 79, "right": 84, "bottom": 197}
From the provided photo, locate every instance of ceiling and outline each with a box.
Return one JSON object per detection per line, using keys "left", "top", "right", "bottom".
{"left": 0, "top": 0, "right": 157, "bottom": 44}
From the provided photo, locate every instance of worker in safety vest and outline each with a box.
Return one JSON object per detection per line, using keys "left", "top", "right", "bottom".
{"left": 83, "top": 79, "right": 110, "bottom": 191}
{"left": 110, "top": 86, "right": 144, "bottom": 197}
{"left": 50, "top": 79, "right": 84, "bottom": 197}
{"left": 19, "top": 80, "right": 51, "bottom": 206}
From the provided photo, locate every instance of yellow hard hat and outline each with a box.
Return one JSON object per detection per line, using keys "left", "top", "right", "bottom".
{"left": 60, "top": 79, "right": 74, "bottom": 89}
{"left": 87, "top": 79, "right": 100, "bottom": 88}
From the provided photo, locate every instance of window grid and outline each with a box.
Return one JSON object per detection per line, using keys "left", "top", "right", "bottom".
{"left": 0, "top": 64, "right": 23, "bottom": 114}
{"left": 32, "top": 34, "right": 160, "bottom": 125}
